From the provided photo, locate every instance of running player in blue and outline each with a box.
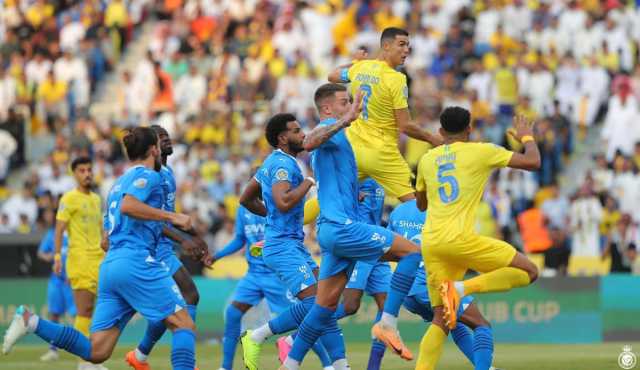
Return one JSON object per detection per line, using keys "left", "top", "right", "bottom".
{"left": 238, "top": 113, "right": 340, "bottom": 370}
{"left": 126, "top": 125, "right": 208, "bottom": 370}
{"left": 334, "top": 178, "right": 391, "bottom": 370}
{"left": 2, "top": 127, "right": 199, "bottom": 370}
{"left": 36, "top": 208, "right": 76, "bottom": 362}
{"left": 280, "top": 83, "right": 423, "bottom": 370}
{"left": 212, "top": 203, "right": 332, "bottom": 370}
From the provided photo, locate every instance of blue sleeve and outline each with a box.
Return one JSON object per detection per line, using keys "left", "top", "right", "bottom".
{"left": 38, "top": 229, "right": 54, "bottom": 254}
{"left": 124, "top": 171, "right": 161, "bottom": 202}
{"left": 339, "top": 68, "right": 350, "bottom": 83}
{"left": 214, "top": 209, "right": 247, "bottom": 260}
{"left": 270, "top": 159, "right": 295, "bottom": 184}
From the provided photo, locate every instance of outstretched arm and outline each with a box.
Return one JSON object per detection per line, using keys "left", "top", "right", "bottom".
{"left": 507, "top": 115, "right": 541, "bottom": 171}
{"left": 394, "top": 108, "right": 443, "bottom": 146}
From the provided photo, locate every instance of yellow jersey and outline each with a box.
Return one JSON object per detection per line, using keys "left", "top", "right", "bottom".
{"left": 56, "top": 189, "right": 104, "bottom": 259}
{"left": 345, "top": 60, "right": 408, "bottom": 145}
{"left": 416, "top": 142, "right": 513, "bottom": 244}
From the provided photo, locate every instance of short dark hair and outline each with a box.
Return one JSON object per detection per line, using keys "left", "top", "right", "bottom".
{"left": 122, "top": 127, "right": 158, "bottom": 161}
{"left": 314, "top": 83, "right": 347, "bottom": 110}
{"left": 265, "top": 113, "right": 297, "bottom": 148}
{"left": 150, "top": 124, "right": 168, "bottom": 137}
{"left": 439, "top": 106, "right": 471, "bottom": 133}
{"left": 380, "top": 27, "right": 409, "bottom": 46}
{"left": 71, "top": 156, "right": 91, "bottom": 171}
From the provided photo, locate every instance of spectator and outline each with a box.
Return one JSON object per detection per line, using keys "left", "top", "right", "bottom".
{"left": 569, "top": 185, "right": 603, "bottom": 257}
{"left": 601, "top": 81, "right": 640, "bottom": 161}
{"left": 1, "top": 183, "right": 37, "bottom": 230}
{"left": 604, "top": 214, "right": 637, "bottom": 273}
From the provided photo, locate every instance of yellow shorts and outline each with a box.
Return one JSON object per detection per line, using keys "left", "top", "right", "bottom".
{"left": 423, "top": 234, "right": 517, "bottom": 307}
{"left": 66, "top": 253, "right": 102, "bottom": 295}
{"left": 346, "top": 128, "right": 414, "bottom": 199}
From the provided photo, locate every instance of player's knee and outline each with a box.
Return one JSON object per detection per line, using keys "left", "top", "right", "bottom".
{"left": 527, "top": 265, "right": 539, "bottom": 283}
{"left": 89, "top": 346, "right": 113, "bottom": 363}
{"left": 344, "top": 300, "right": 360, "bottom": 316}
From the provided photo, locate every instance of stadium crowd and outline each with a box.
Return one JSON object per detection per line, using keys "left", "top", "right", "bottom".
{"left": 1, "top": 0, "right": 640, "bottom": 276}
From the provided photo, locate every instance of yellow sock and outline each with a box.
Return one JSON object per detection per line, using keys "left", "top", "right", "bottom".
{"left": 463, "top": 267, "right": 530, "bottom": 296}
{"left": 416, "top": 324, "right": 447, "bottom": 370}
{"left": 74, "top": 315, "right": 91, "bottom": 338}
{"left": 303, "top": 197, "right": 320, "bottom": 225}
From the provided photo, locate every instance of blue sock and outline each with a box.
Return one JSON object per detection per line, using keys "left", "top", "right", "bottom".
{"left": 289, "top": 304, "right": 340, "bottom": 363}
{"left": 366, "top": 311, "right": 385, "bottom": 370}
{"left": 138, "top": 320, "right": 167, "bottom": 356}
{"left": 268, "top": 296, "right": 314, "bottom": 334}
{"left": 473, "top": 326, "right": 494, "bottom": 370}
{"left": 334, "top": 303, "right": 348, "bottom": 320}
{"left": 35, "top": 318, "right": 91, "bottom": 360}
{"left": 311, "top": 339, "right": 332, "bottom": 367}
{"left": 383, "top": 253, "right": 420, "bottom": 317}
{"left": 171, "top": 328, "right": 196, "bottom": 370}
{"left": 187, "top": 304, "right": 197, "bottom": 322}
{"left": 319, "top": 317, "right": 345, "bottom": 363}
{"left": 451, "top": 323, "right": 475, "bottom": 365}
{"left": 222, "top": 305, "right": 243, "bottom": 369}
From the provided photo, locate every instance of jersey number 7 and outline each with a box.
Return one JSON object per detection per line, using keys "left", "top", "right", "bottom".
{"left": 361, "top": 84, "right": 372, "bottom": 120}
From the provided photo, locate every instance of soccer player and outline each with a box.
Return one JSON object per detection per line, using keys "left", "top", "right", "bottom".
{"left": 36, "top": 208, "right": 76, "bottom": 362}
{"left": 328, "top": 27, "right": 442, "bottom": 202}
{"left": 333, "top": 178, "right": 390, "bottom": 370}
{"left": 238, "top": 113, "right": 340, "bottom": 370}
{"left": 2, "top": 127, "right": 198, "bottom": 370}
{"left": 53, "top": 156, "right": 104, "bottom": 369}
{"left": 280, "top": 83, "right": 423, "bottom": 370}
{"left": 414, "top": 108, "right": 540, "bottom": 370}
{"left": 212, "top": 203, "right": 332, "bottom": 370}
{"left": 390, "top": 198, "right": 501, "bottom": 369}
{"left": 126, "top": 125, "right": 207, "bottom": 370}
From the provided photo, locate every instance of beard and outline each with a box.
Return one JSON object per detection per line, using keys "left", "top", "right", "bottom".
{"left": 289, "top": 141, "right": 305, "bottom": 154}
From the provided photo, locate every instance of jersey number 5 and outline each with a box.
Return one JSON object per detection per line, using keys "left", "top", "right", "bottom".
{"left": 437, "top": 163, "right": 459, "bottom": 203}
{"left": 361, "top": 84, "right": 372, "bottom": 120}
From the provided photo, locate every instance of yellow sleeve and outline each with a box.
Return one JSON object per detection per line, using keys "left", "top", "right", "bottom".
{"left": 346, "top": 61, "right": 362, "bottom": 82}
{"left": 415, "top": 154, "right": 429, "bottom": 192}
{"left": 303, "top": 198, "right": 320, "bottom": 225}
{"left": 56, "top": 194, "right": 73, "bottom": 222}
{"left": 387, "top": 72, "right": 409, "bottom": 110}
{"left": 481, "top": 143, "right": 514, "bottom": 169}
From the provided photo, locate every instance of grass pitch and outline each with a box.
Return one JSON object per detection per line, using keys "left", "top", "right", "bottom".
{"left": 0, "top": 342, "right": 631, "bottom": 369}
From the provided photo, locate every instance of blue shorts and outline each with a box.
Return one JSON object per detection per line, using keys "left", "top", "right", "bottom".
{"left": 91, "top": 250, "right": 186, "bottom": 333}
{"left": 262, "top": 240, "right": 318, "bottom": 297}
{"left": 403, "top": 292, "right": 475, "bottom": 323}
{"left": 345, "top": 261, "right": 391, "bottom": 295}
{"left": 317, "top": 221, "right": 394, "bottom": 280}
{"left": 47, "top": 277, "right": 76, "bottom": 316}
{"left": 232, "top": 271, "right": 295, "bottom": 314}
{"left": 160, "top": 253, "right": 183, "bottom": 277}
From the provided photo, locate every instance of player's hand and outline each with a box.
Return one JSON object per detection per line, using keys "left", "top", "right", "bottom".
{"left": 202, "top": 251, "right": 215, "bottom": 267}
{"left": 53, "top": 258, "right": 62, "bottom": 275}
{"left": 508, "top": 115, "right": 535, "bottom": 143}
{"left": 344, "top": 89, "right": 364, "bottom": 124}
{"left": 352, "top": 48, "right": 368, "bottom": 61}
{"left": 171, "top": 213, "right": 193, "bottom": 231}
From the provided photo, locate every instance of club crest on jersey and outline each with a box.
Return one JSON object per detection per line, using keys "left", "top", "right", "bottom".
{"left": 134, "top": 178, "right": 147, "bottom": 188}
{"left": 275, "top": 169, "right": 289, "bottom": 181}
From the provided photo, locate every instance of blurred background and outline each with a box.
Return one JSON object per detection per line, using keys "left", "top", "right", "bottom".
{"left": 0, "top": 0, "right": 639, "bottom": 347}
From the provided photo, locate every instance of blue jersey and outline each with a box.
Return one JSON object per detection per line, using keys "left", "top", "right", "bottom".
{"left": 255, "top": 149, "right": 305, "bottom": 242}
{"left": 358, "top": 178, "right": 385, "bottom": 225}
{"left": 311, "top": 118, "right": 359, "bottom": 225}
{"left": 387, "top": 200, "right": 427, "bottom": 283}
{"left": 156, "top": 165, "right": 177, "bottom": 260}
{"left": 104, "top": 165, "right": 165, "bottom": 258}
{"left": 38, "top": 228, "right": 69, "bottom": 280}
{"left": 214, "top": 206, "right": 271, "bottom": 273}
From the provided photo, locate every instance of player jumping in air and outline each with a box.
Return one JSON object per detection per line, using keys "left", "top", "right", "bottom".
{"left": 126, "top": 125, "right": 208, "bottom": 370}
{"left": 3, "top": 127, "right": 199, "bottom": 370}
{"left": 329, "top": 27, "right": 442, "bottom": 202}
{"left": 414, "top": 108, "right": 540, "bottom": 370}
{"left": 279, "top": 83, "right": 423, "bottom": 370}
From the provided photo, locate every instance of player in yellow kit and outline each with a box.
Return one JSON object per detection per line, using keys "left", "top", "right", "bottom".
{"left": 329, "top": 27, "right": 442, "bottom": 201}
{"left": 54, "top": 157, "right": 104, "bottom": 368}
{"left": 414, "top": 108, "right": 540, "bottom": 370}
